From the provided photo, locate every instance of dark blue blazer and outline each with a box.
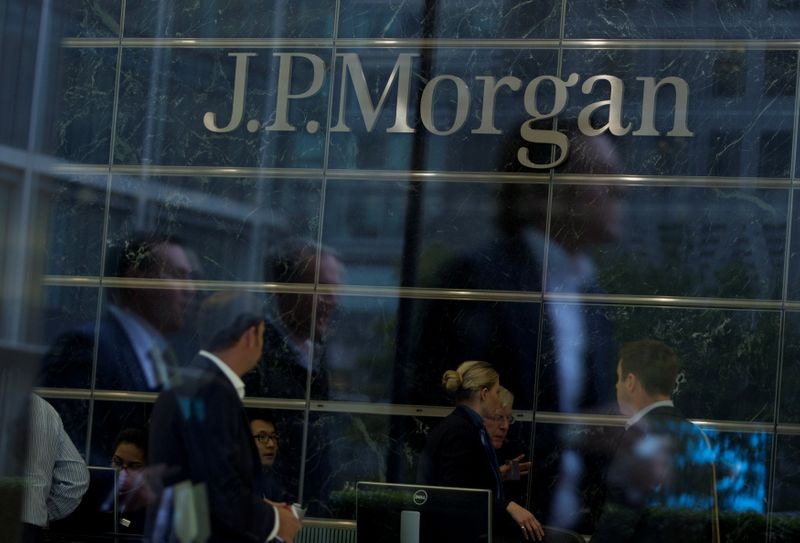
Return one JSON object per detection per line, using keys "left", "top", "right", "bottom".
{"left": 41, "top": 311, "right": 156, "bottom": 464}
{"left": 148, "top": 354, "right": 276, "bottom": 543}
{"left": 41, "top": 311, "right": 151, "bottom": 391}
{"left": 591, "top": 405, "right": 715, "bottom": 543}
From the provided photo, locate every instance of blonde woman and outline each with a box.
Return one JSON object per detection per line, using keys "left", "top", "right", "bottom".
{"left": 418, "top": 361, "right": 544, "bottom": 542}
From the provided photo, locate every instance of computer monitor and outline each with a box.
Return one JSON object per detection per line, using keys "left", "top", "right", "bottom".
{"left": 356, "top": 481, "right": 492, "bottom": 543}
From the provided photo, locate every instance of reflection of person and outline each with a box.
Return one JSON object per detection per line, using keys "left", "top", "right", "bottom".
{"left": 591, "top": 340, "right": 715, "bottom": 543}
{"left": 21, "top": 394, "right": 89, "bottom": 543}
{"left": 148, "top": 291, "right": 301, "bottom": 543}
{"left": 418, "top": 361, "right": 544, "bottom": 542}
{"left": 251, "top": 417, "right": 288, "bottom": 502}
{"left": 244, "top": 239, "right": 344, "bottom": 400}
{"left": 41, "top": 232, "right": 196, "bottom": 464}
{"left": 110, "top": 427, "right": 150, "bottom": 531}
{"left": 43, "top": 232, "right": 195, "bottom": 392}
{"left": 243, "top": 239, "right": 343, "bottom": 514}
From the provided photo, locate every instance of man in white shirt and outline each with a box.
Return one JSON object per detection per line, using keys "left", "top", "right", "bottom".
{"left": 148, "top": 291, "right": 301, "bottom": 542}
{"left": 21, "top": 394, "right": 89, "bottom": 542}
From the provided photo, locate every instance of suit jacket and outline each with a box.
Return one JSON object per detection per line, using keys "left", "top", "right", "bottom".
{"left": 148, "top": 354, "right": 275, "bottom": 543}
{"left": 40, "top": 310, "right": 162, "bottom": 464}
{"left": 591, "top": 405, "right": 715, "bottom": 543}
{"left": 243, "top": 317, "right": 329, "bottom": 400}
{"left": 42, "top": 310, "right": 150, "bottom": 391}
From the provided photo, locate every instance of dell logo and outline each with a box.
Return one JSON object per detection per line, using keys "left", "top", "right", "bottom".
{"left": 412, "top": 490, "right": 428, "bottom": 506}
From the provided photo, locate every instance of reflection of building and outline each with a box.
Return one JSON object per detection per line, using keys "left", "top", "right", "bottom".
{"left": 2, "top": 0, "right": 799, "bottom": 538}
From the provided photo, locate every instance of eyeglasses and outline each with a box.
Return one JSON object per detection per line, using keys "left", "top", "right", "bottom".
{"left": 111, "top": 455, "right": 145, "bottom": 472}
{"left": 487, "top": 414, "right": 516, "bottom": 425}
{"left": 253, "top": 432, "right": 280, "bottom": 444}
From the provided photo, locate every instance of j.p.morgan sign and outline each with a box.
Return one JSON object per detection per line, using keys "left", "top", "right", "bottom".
{"left": 203, "top": 52, "right": 693, "bottom": 169}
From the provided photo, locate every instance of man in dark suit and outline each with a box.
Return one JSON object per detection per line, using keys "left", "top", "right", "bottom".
{"left": 591, "top": 339, "right": 716, "bottom": 543}
{"left": 40, "top": 233, "right": 196, "bottom": 463}
{"left": 42, "top": 232, "right": 195, "bottom": 392}
{"left": 148, "top": 291, "right": 301, "bottom": 543}
{"left": 244, "top": 239, "right": 343, "bottom": 401}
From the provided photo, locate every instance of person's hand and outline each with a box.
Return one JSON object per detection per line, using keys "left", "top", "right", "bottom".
{"left": 500, "top": 454, "right": 532, "bottom": 480}
{"left": 275, "top": 503, "right": 302, "bottom": 543}
{"left": 506, "top": 501, "right": 544, "bottom": 541}
{"left": 267, "top": 501, "right": 301, "bottom": 543}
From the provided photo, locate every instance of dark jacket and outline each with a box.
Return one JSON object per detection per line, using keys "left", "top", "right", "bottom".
{"left": 418, "top": 405, "right": 524, "bottom": 540}
{"left": 148, "top": 354, "right": 275, "bottom": 543}
{"left": 591, "top": 404, "right": 715, "bottom": 543}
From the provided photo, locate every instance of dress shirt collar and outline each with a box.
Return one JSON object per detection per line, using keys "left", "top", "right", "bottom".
{"left": 198, "top": 350, "right": 246, "bottom": 400}
{"left": 625, "top": 399, "right": 674, "bottom": 429}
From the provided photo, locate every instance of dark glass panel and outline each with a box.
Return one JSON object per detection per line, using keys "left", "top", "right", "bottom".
{"left": 338, "top": 0, "right": 562, "bottom": 39}
{"left": 125, "top": 0, "right": 334, "bottom": 38}
{"left": 115, "top": 48, "right": 330, "bottom": 168}
{"left": 548, "top": 185, "right": 788, "bottom": 300}
{"left": 566, "top": 0, "right": 800, "bottom": 39}
{"left": 538, "top": 305, "right": 780, "bottom": 421}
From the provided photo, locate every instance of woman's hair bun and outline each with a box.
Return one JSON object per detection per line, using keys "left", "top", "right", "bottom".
{"left": 441, "top": 369, "right": 462, "bottom": 395}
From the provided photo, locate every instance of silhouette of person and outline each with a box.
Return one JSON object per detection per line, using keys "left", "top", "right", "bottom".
{"left": 409, "top": 133, "right": 624, "bottom": 530}
{"left": 42, "top": 232, "right": 195, "bottom": 392}
{"left": 244, "top": 238, "right": 344, "bottom": 400}
{"left": 41, "top": 232, "right": 196, "bottom": 464}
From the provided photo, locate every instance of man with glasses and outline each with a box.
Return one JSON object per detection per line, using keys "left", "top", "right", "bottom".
{"left": 251, "top": 417, "right": 288, "bottom": 502}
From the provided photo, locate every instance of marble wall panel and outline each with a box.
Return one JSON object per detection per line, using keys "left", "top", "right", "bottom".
{"left": 38, "top": 47, "right": 117, "bottom": 164}
{"left": 36, "top": 174, "right": 109, "bottom": 277}
{"left": 0, "top": 1, "right": 39, "bottom": 149}
{"left": 46, "top": 399, "right": 90, "bottom": 459}
{"left": 36, "top": 285, "right": 100, "bottom": 396}
{"left": 565, "top": 0, "right": 800, "bottom": 39}
{"left": 114, "top": 48, "right": 330, "bottom": 168}
{"left": 558, "top": 49, "right": 796, "bottom": 177}
{"left": 338, "top": 0, "right": 562, "bottom": 39}
{"left": 327, "top": 47, "right": 560, "bottom": 171}
{"left": 50, "top": 0, "right": 121, "bottom": 38}
{"left": 547, "top": 184, "right": 788, "bottom": 299}
{"left": 105, "top": 176, "right": 322, "bottom": 282}
{"left": 782, "top": 196, "right": 800, "bottom": 300}
{"left": 772, "top": 435, "right": 800, "bottom": 528}
{"left": 778, "top": 312, "right": 800, "bottom": 423}
{"left": 124, "top": 0, "right": 334, "bottom": 38}
{"left": 303, "top": 412, "right": 440, "bottom": 517}
{"left": 407, "top": 297, "right": 542, "bottom": 409}
{"left": 322, "top": 179, "right": 548, "bottom": 288}
{"left": 538, "top": 305, "right": 781, "bottom": 420}
{"left": 39, "top": 285, "right": 100, "bottom": 347}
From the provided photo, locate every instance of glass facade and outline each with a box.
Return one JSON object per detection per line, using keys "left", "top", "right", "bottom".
{"left": 3, "top": 0, "right": 800, "bottom": 541}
